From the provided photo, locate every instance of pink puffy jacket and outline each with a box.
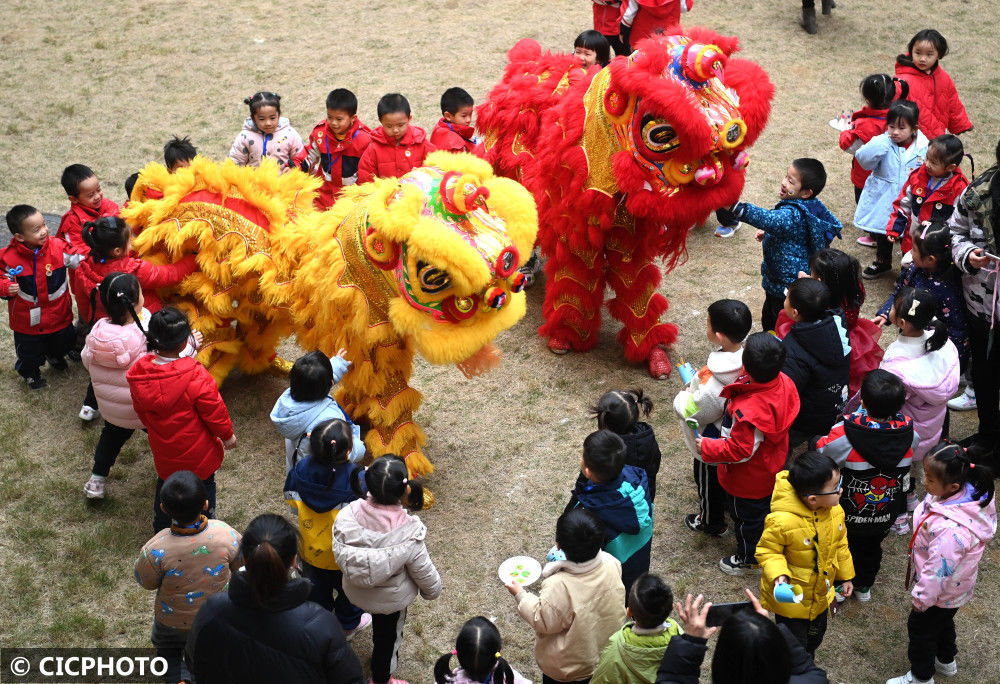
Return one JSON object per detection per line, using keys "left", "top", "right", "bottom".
{"left": 82, "top": 314, "right": 152, "bottom": 429}
{"left": 910, "top": 486, "right": 996, "bottom": 611}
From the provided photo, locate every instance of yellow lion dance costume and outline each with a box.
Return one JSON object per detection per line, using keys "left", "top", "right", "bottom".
{"left": 123, "top": 152, "right": 537, "bottom": 480}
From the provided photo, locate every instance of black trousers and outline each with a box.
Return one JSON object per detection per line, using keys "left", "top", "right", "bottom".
{"left": 153, "top": 474, "right": 216, "bottom": 532}
{"left": 91, "top": 421, "right": 135, "bottom": 477}
{"left": 13, "top": 324, "right": 75, "bottom": 379}
{"left": 370, "top": 608, "right": 406, "bottom": 684}
{"left": 83, "top": 382, "right": 98, "bottom": 410}
{"left": 728, "top": 493, "right": 772, "bottom": 564}
{"left": 874, "top": 233, "right": 893, "bottom": 266}
{"left": 761, "top": 291, "right": 785, "bottom": 332}
{"left": 846, "top": 527, "right": 887, "bottom": 588}
{"left": 968, "top": 316, "right": 1000, "bottom": 442}
{"left": 776, "top": 610, "right": 828, "bottom": 655}
{"left": 299, "top": 561, "right": 364, "bottom": 631}
{"left": 693, "top": 459, "right": 726, "bottom": 529}
{"left": 908, "top": 605, "right": 959, "bottom": 680}
{"left": 605, "top": 34, "right": 627, "bottom": 56}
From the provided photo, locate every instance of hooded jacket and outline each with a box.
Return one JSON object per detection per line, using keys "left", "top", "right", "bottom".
{"left": 185, "top": 572, "right": 365, "bottom": 684}
{"left": 839, "top": 105, "right": 889, "bottom": 189}
{"left": 619, "top": 421, "right": 662, "bottom": 500}
{"left": 948, "top": 165, "right": 1000, "bottom": 323}
{"left": 127, "top": 355, "right": 234, "bottom": 479}
{"left": 674, "top": 348, "right": 743, "bottom": 459}
{"left": 701, "top": 372, "right": 801, "bottom": 499}
{"left": 331, "top": 497, "right": 441, "bottom": 615}
{"left": 228, "top": 116, "right": 305, "bottom": 169}
{"left": 894, "top": 56, "right": 972, "bottom": 139}
{"left": 781, "top": 310, "right": 851, "bottom": 437}
{"left": 74, "top": 253, "right": 197, "bottom": 325}
{"left": 886, "top": 165, "right": 969, "bottom": 241}
{"left": 356, "top": 125, "right": 435, "bottom": 184}
{"left": 430, "top": 118, "right": 483, "bottom": 156}
{"left": 591, "top": 620, "right": 683, "bottom": 684}
{"left": 854, "top": 130, "right": 929, "bottom": 234}
{"left": 58, "top": 198, "right": 121, "bottom": 256}
{"left": 82, "top": 310, "right": 152, "bottom": 429}
{"left": 881, "top": 331, "right": 960, "bottom": 460}
{"left": 910, "top": 485, "right": 997, "bottom": 610}
{"left": 815, "top": 409, "right": 918, "bottom": 535}
{"left": 735, "top": 198, "right": 842, "bottom": 297}
{"left": 757, "top": 471, "right": 855, "bottom": 621}
{"left": 293, "top": 117, "right": 372, "bottom": 209}
{"left": 283, "top": 457, "right": 359, "bottom": 571}
{"left": 0, "top": 236, "right": 80, "bottom": 334}
{"left": 515, "top": 551, "right": 626, "bottom": 682}
{"left": 566, "top": 465, "right": 653, "bottom": 591}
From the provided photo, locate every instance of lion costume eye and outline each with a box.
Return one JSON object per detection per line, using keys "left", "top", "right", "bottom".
{"left": 641, "top": 115, "right": 678, "bottom": 153}
{"left": 416, "top": 261, "right": 451, "bottom": 294}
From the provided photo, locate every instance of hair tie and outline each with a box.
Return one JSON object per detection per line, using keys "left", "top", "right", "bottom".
{"left": 495, "top": 652, "right": 502, "bottom": 659}
{"left": 451, "top": 649, "right": 457, "bottom": 656}
{"left": 969, "top": 463, "right": 976, "bottom": 469}
{"left": 402, "top": 478, "right": 408, "bottom": 485}
{"left": 908, "top": 299, "right": 920, "bottom": 317}
{"left": 919, "top": 222, "right": 931, "bottom": 240}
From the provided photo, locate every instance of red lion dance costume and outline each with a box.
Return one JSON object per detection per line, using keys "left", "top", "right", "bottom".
{"left": 478, "top": 27, "right": 774, "bottom": 376}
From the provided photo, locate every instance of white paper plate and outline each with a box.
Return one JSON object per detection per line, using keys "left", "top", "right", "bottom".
{"left": 498, "top": 555, "right": 542, "bottom": 587}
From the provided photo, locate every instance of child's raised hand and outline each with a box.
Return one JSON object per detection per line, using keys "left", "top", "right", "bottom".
{"left": 969, "top": 249, "right": 994, "bottom": 269}
{"left": 504, "top": 580, "right": 522, "bottom": 597}
{"left": 694, "top": 436, "right": 703, "bottom": 453}
{"left": 675, "top": 593, "right": 718, "bottom": 639}
{"left": 192, "top": 330, "right": 204, "bottom": 349}
{"left": 744, "top": 588, "right": 769, "bottom": 618}
{"left": 335, "top": 348, "right": 348, "bottom": 359}
{"left": 755, "top": 229, "right": 765, "bottom": 242}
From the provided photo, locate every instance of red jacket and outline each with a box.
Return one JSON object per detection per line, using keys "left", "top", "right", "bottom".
{"left": 127, "top": 355, "right": 234, "bottom": 480}
{"left": 592, "top": 0, "right": 623, "bottom": 35}
{"left": 886, "top": 165, "right": 969, "bottom": 241}
{"left": 894, "top": 58, "right": 972, "bottom": 139}
{"left": 700, "top": 372, "right": 800, "bottom": 499}
{"left": 0, "top": 236, "right": 79, "bottom": 334}
{"left": 430, "top": 118, "right": 484, "bottom": 157}
{"left": 292, "top": 118, "right": 372, "bottom": 209}
{"left": 58, "top": 199, "right": 121, "bottom": 255}
{"left": 356, "top": 125, "right": 435, "bottom": 184}
{"left": 839, "top": 106, "right": 888, "bottom": 189}
{"left": 74, "top": 253, "right": 198, "bottom": 324}
{"left": 623, "top": 0, "right": 692, "bottom": 44}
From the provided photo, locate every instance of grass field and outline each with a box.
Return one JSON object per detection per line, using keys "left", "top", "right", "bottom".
{"left": 2, "top": 1, "right": 999, "bottom": 682}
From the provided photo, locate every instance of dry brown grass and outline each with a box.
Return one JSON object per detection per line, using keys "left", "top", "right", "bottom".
{"left": 2, "top": 0, "right": 999, "bottom": 682}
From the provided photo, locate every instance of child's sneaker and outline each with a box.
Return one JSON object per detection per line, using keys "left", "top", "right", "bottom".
{"left": 84, "top": 475, "right": 106, "bottom": 499}
{"left": 714, "top": 222, "right": 741, "bottom": 238}
{"left": 862, "top": 262, "right": 892, "bottom": 279}
{"left": 79, "top": 405, "right": 99, "bottom": 421}
{"left": 344, "top": 612, "right": 372, "bottom": 641}
{"left": 901, "top": 250, "right": 914, "bottom": 267}
{"left": 857, "top": 234, "right": 877, "bottom": 247}
{"left": 47, "top": 356, "right": 68, "bottom": 371}
{"left": 25, "top": 375, "right": 48, "bottom": 390}
{"left": 947, "top": 387, "right": 977, "bottom": 411}
{"left": 934, "top": 658, "right": 957, "bottom": 677}
{"left": 719, "top": 555, "right": 759, "bottom": 576}
{"left": 891, "top": 514, "right": 910, "bottom": 536}
{"left": 854, "top": 585, "right": 872, "bottom": 602}
{"left": 685, "top": 514, "right": 727, "bottom": 537}
{"left": 886, "top": 672, "right": 934, "bottom": 684}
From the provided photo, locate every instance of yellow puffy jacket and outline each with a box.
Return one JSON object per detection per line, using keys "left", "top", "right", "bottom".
{"left": 756, "top": 471, "right": 855, "bottom": 620}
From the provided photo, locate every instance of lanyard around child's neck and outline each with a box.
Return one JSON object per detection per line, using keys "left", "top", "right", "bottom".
{"left": 926, "top": 175, "right": 948, "bottom": 196}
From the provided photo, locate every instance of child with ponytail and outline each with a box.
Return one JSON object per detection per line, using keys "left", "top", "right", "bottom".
{"left": 881, "top": 288, "right": 961, "bottom": 534}
{"left": 434, "top": 616, "right": 530, "bottom": 684}
{"left": 228, "top": 91, "right": 304, "bottom": 169}
{"left": 127, "top": 307, "right": 237, "bottom": 531}
{"left": 333, "top": 454, "right": 442, "bottom": 684}
{"left": 886, "top": 443, "right": 996, "bottom": 684}
{"left": 840, "top": 74, "right": 906, "bottom": 208}
{"left": 284, "top": 418, "right": 371, "bottom": 638}
{"left": 591, "top": 389, "right": 661, "bottom": 500}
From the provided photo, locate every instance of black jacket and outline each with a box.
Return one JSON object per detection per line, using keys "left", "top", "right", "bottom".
{"left": 185, "top": 572, "right": 364, "bottom": 684}
{"left": 620, "top": 421, "right": 662, "bottom": 500}
{"left": 655, "top": 625, "right": 829, "bottom": 684}
{"left": 781, "top": 310, "right": 851, "bottom": 437}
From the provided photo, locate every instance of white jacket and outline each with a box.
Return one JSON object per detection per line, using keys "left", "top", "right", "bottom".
{"left": 673, "top": 348, "right": 743, "bottom": 459}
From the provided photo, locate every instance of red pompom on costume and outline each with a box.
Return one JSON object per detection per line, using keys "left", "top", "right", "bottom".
{"left": 478, "top": 28, "right": 773, "bottom": 375}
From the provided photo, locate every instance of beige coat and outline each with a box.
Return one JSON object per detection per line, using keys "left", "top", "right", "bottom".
{"left": 515, "top": 551, "right": 626, "bottom": 681}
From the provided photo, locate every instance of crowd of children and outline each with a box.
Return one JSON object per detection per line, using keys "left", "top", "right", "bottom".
{"left": 3, "top": 8, "right": 1000, "bottom": 684}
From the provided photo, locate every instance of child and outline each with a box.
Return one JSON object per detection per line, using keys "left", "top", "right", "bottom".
{"left": 228, "top": 91, "right": 304, "bottom": 169}
{"left": 948, "top": 138, "right": 1000, "bottom": 466}
{"left": 134, "top": 470, "right": 241, "bottom": 684}
{"left": 431, "top": 87, "right": 482, "bottom": 155}
{"left": 780, "top": 278, "right": 851, "bottom": 451}
{"left": 293, "top": 88, "right": 372, "bottom": 210}
{"left": 1, "top": 205, "right": 81, "bottom": 389}
{"left": 886, "top": 443, "right": 996, "bottom": 684}
{"left": 894, "top": 29, "right": 972, "bottom": 140}
{"left": 433, "top": 616, "right": 531, "bottom": 684}
{"left": 332, "top": 454, "right": 441, "bottom": 684}
{"left": 591, "top": 1, "right": 626, "bottom": 56}
{"left": 815, "top": 369, "right": 918, "bottom": 601}
{"left": 127, "top": 307, "right": 237, "bottom": 531}
{"left": 876, "top": 221, "right": 969, "bottom": 368}
{"left": 855, "top": 100, "right": 929, "bottom": 279}
{"left": 573, "top": 30, "right": 611, "bottom": 68}
{"left": 881, "top": 288, "right": 961, "bottom": 534}
{"left": 284, "top": 418, "right": 370, "bottom": 637}
{"left": 591, "top": 388, "right": 661, "bottom": 500}
{"left": 270, "top": 350, "right": 365, "bottom": 472}
{"left": 620, "top": 0, "right": 692, "bottom": 51}
{"left": 591, "top": 572, "right": 682, "bottom": 684}
{"left": 776, "top": 249, "right": 883, "bottom": 396}
{"left": 840, "top": 74, "right": 902, "bottom": 209}
{"left": 357, "top": 93, "right": 435, "bottom": 184}
{"left": 506, "top": 508, "right": 626, "bottom": 684}
{"left": 697, "top": 332, "right": 800, "bottom": 575}
{"left": 717, "top": 158, "right": 841, "bottom": 331}
{"left": 57, "top": 164, "right": 121, "bottom": 256}
{"left": 164, "top": 136, "right": 197, "bottom": 172}
{"left": 674, "top": 298, "right": 751, "bottom": 535}
{"left": 757, "top": 452, "right": 855, "bottom": 655}
{"left": 564, "top": 429, "right": 653, "bottom": 593}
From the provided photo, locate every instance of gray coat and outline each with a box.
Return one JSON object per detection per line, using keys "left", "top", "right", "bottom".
{"left": 949, "top": 166, "right": 999, "bottom": 323}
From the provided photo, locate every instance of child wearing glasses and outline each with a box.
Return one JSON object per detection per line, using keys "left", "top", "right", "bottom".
{"left": 756, "top": 451, "right": 855, "bottom": 656}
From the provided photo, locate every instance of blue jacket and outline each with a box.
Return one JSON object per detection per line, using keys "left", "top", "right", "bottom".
{"left": 853, "top": 130, "right": 929, "bottom": 234}
{"left": 736, "top": 198, "right": 842, "bottom": 297}
{"left": 566, "top": 465, "right": 653, "bottom": 591}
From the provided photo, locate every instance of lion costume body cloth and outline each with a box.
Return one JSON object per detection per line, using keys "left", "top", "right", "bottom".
{"left": 478, "top": 28, "right": 774, "bottom": 369}
{"left": 123, "top": 152, "right": 537, "bottom": 478}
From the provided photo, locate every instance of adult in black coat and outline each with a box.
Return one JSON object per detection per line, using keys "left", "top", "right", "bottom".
{"left": 655, "top": 591, "right": 828, "bottom": 684}
{"left": 185, "top": 513, "right": 364, "bottom": 684}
